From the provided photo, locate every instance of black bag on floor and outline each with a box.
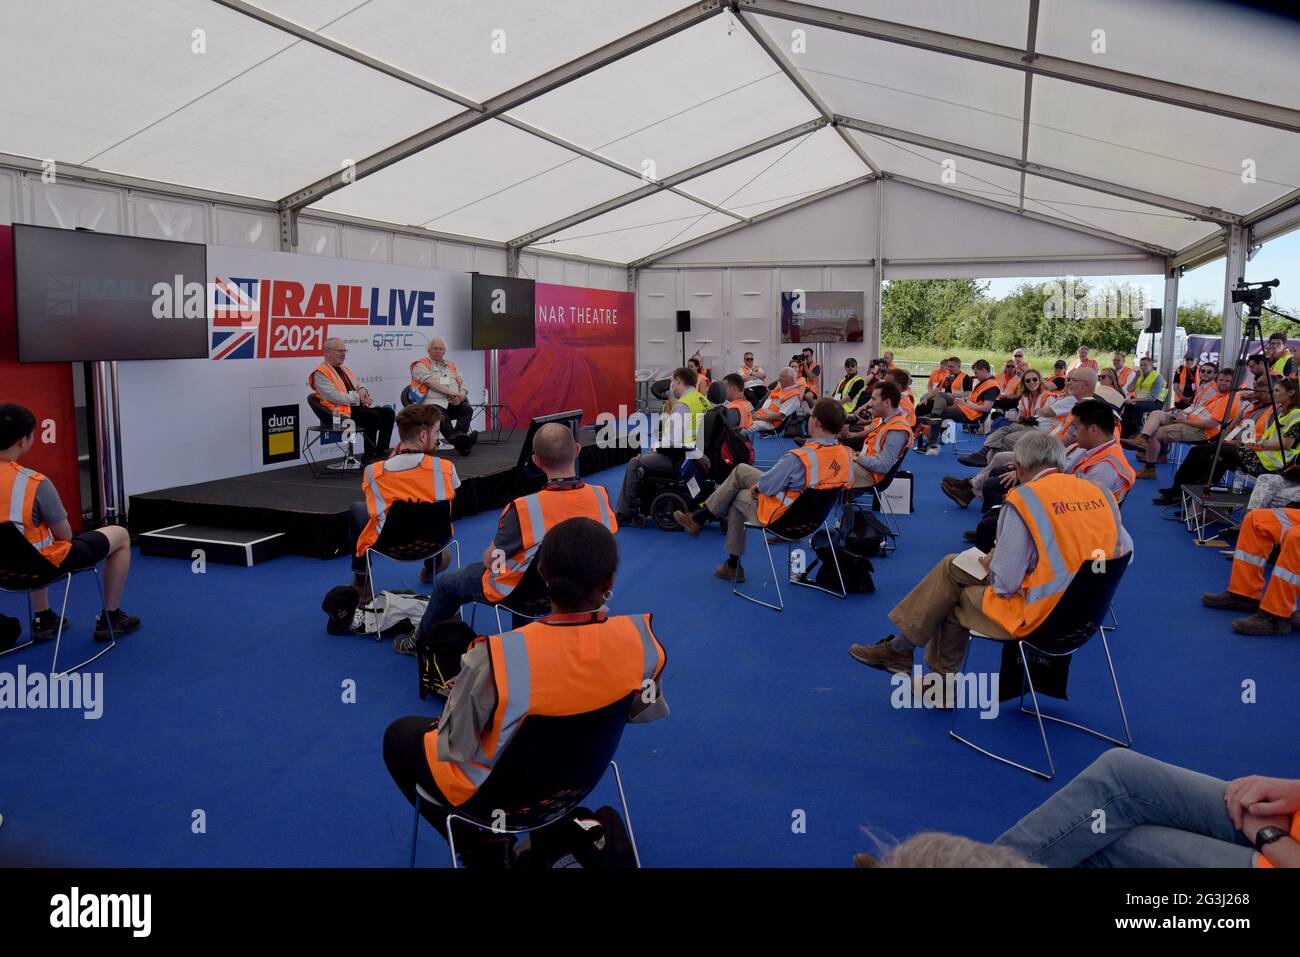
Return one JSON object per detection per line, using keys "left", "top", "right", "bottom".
{"left": 510, "top": 805, "right": 638, "bottom": 869}
{"left": 806, "top": 527, "right": 876, "bottom": 593}
{"left": 417, "top": 620, "right": 477, "bottom": 699}
{"left": 836, "top": 507, "right": 890, "bottom": 558}
{"left": 998, "top": 641, "right": 1072, "bottom": 701}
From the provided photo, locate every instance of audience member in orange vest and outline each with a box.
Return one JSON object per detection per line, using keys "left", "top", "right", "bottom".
{"left": 845, "top": 382, "right": 910, "bottom": 489}
{"left": 673, "top": 399, "right": 852, "bottom": 582}
{"left": 384, "top": 517, "right": 667, "bottom": 867}
{"left": 933, "top": 359, "right": 998, "bottom": 425}
{"left": 992, "top": 358, "right": 1022, "bottom": 411}
{"left": 1047, "top": 359, "right": 1068, "bottom": 392}
{"left": 409, "top": 336, "right": 477, "bottom": 455}
{"left": 0, "top": 404, "right": 139, "bottom": 643}
{"left": 882, "top": 350, "right": 898, "bottom": 370}
{"left": 801, "top": 347, "right": 822, "bottom": 388}
{"left": 996, "top": 749, "right": 1300, "bottom": 867}
{"left": 347, "top": 406, "right": 460, "bottom": 643}
{"left": 719, "top": 374, "right": 754, "bottom": 431}
{"left": 1110, "top": 352, "right": 1137, "bottom": 395}
{"left": 1171, "top": 354, "right": 1203, "bottom": 409}
{"left": 751, "top": 367, "right": 804, "bottom": 433}
{"left": 1205, "top": 506, "right": 1300, "bottom": 635}
{"left": 1066, "top": 346, "right": 1099, "bottom": 374}
{"left": 416, "top": 423, "right": 617, "bottom": 631}
{"left": 1129, "top": 366, "right": 1239, "bottom": 478}
{"left": 687, "top": 356, "right": 711, "bottom": 396}
{"left": 853, "top": 431, "right": 1131, "bottom": 685}
{"left": 309, "top": 337, "right": 396, "bottom": 463}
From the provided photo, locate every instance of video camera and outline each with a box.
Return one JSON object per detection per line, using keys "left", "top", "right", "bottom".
{"left": 1230, "top": 278, "right": 1280, "bottom": 312}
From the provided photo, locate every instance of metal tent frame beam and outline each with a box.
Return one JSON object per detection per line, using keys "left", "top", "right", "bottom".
{"left": 739, "top": 0, "right": 1300, "bottom": 135}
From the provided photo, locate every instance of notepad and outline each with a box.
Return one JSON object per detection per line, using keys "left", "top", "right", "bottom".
{"left": 953, "top": 546, "right": 988, "bottom": 581}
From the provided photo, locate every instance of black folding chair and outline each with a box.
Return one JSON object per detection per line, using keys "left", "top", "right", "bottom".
{"left": 304, "top": 393, "right": 365, "bottom": 478}
{"left": 411, "top": 693, "right": 641, "bottom": 868}
{"left": 843, "top": 449, "right": 909, "bottom": 552}
{"left": 363, "top": 500, "right": 459, "bottom": 635}
{"left": 0, "top": 524, "right": 115, "bottom": 677}
{"left": 471, "top": 550, "right": 550, "bottom": 634}
{"left": 950, "top": 551, "right": 1134, "bottom": 780}
{"left": 734, "top": 488, "right": 846, "bottom": 612}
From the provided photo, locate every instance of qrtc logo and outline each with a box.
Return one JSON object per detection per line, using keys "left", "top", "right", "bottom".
{"left": 372, "top": 331, "right": 426, "bottom": 352}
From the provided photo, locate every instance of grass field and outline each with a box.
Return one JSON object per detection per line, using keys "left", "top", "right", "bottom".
{"left": 885, "top": 345, "right": 1064, "bottom": 375}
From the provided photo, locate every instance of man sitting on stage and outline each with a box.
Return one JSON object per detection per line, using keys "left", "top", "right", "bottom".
{"left": 0, "top": 404, "right": 140, "bottom": 642}
{"left": 415, "top": 423, "right": 617, "bottom": 633}
{"left": 409, "top": 337, "right": 477, "bottom": 456}
{"left": 309, "top": 338, "right": 395, "bottom": 464}
{"left": 672, "top": 398, "right": 852, "bottom": 582}
{"left": 347, "top": 405, "right": 460, "bottom": 650}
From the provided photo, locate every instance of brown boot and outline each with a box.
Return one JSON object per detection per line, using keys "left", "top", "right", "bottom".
{"left": 940, "top": 480, "right": 975, "bottom": 508}
{"left": 673, "top": 510, "right": 702, "bottom": 538}
{"left": 848, "top": 636, "right": 914, "bottom": 674}
{"left": 1231, "top": 611, "right": 1293, "bottom": 636}
{"left": 715, "top": 562, "right": 745, "bottom": 583}
{"left": 1135, "top": 466, "right": 1158, "bottom": 479}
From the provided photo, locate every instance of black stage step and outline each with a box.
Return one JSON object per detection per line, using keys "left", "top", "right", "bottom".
{"left": 138, "top": 524, "right": 287, "bottom": 567}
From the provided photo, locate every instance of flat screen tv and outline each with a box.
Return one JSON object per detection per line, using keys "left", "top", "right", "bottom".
{"left": 516, "top": 410, "right": 583, "bottom": 480}
{"left": 471, "top": 273, "right": 536, "bottom": 351}
{"left": 13, "top": 224, "right": 209, "bottom": 362}
{"left": 780, "top": 290, "right": 864, "bottom": 344}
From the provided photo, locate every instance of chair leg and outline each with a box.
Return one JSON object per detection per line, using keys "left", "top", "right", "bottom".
{"left": 410, "top": 792, "right": 421, "bottom": 868}
{"left": 364, "top": 551, "right": 378, "bottom": 635}
{"left": 54, "top": 567, "right": 117, "bottom": 678}
{"left": 609, "top": 760, "right": 641, "bottom": 868}
{"left": 950, "top": 637, "right": 1055, "bottom": 780}
{"left": 1031, "top": 632, "right": 1133, "bottom": 750}
{"left": 732, "top": 526, "right": 784, "bottom": 611}
{"left": 789, "top": 522, "right": 847, "bottom": 599}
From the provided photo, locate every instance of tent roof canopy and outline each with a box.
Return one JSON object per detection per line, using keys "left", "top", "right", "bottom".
{"left": 3, "top": 0, "right": 1298, "bottom": 266}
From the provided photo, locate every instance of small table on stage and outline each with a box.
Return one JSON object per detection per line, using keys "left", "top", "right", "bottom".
{"left": 471, "top": 402, "right": 518, "bottom": 444}
{"left": 1181, "top": 486, "right": 1250, "bottom": 542}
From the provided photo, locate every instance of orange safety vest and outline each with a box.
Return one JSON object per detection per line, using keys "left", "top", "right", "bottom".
{"left": 860, "top": 413, "right": 913, "bottom": 483}
{"left": 409, "top": 356, "right": 462, "bottom": 401}
{"left": 481, "top": 483, "right": 617, "bottom": 603}
{"left": 899, "top": 393, "right": 917, "bottom": 429}
{"left": 1018, "top": 390, "right": 1052, "bottom": 419}
{"left": 796, "top": 375, "right": 820, "bottom": 399}
{"left": 927, "top": 367, "right": 948, "bottom": 392}
{"left": 1190, "top": 391, "right": 1240, "bottom": 440}
{"left": 725, "top": 398, "right": 754, "bottom": 430}
{"left": 0, "top": 462, "right": 71, "bottom": 565}
{"left": 755, "top": 441, "right": 853, "bottom": 525}
{"left": 759, "top": 385, "right": 803, "bottom": 428}
{"left": 1069, "top": 439, "right": 1136, "bottom": 501}
{"left": 355, "top": 454, "right": 457, "bottom": 555}
{"left": 1041, "top": 397, "right": 1079, "bottom": 438}
{"left": 1113, "top": 366, "right": 1137, "bottom": 392}
{"left": 1066, "top": 357, "right": 1099, "bottom": 373}
{"left": 427, "top": 613, "right": 666, "bottom": 806}
{"left": 982, "top": 471, "right": 1124, "bottom": 637}
{"left": 996, "top": 370, "right": 1021, "bottom": 394}
{"left": 309, "top": 362, "right": 357, "bottom": 417}
{"left": 1173, "top": 365, "right": 1200, "bottom": 401}
{"left": 959, "top": 377, "right": 1000, "bottom": 421}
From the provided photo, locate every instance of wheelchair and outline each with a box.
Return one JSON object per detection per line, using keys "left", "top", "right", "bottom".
{"left": 637, "top": 403, "right": 747, "bottom": 531}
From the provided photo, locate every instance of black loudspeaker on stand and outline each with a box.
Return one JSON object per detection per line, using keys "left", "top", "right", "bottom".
{"left": 677, "top": 310, "right": 690, "bottom": 366}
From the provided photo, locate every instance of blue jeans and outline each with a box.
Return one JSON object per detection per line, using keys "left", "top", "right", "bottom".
{"left": 418, "top": 562, "right": 486, "bottom": 635}
{"left": 995, "top": 750, "right": 1257, "bottom": 867}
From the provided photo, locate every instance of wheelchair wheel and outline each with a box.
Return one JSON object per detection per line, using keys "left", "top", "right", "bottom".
{"left": 649, "top": 490, "right": 690, "bottom": 531}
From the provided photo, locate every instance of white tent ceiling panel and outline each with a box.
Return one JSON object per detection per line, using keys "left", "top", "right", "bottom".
{"left": 507, "top": 17, "right": 818, "bottom": 178}
{"left": 1028, "top": 78, "right": 1300, "bottom": 218}
{"left": 89, "top": 41, "right": 461, "bottom": 199}
{"left": 846, "top": 133, "right": 1022, "bottom": 206}
{"left": 750, "top": 15, "right": 1025, "bottom": 157}
{"left": 882, "top": 178, "right": 1153, "bottom": 261}
{"left": 249, "top": 0, "right": 692, "bottom": 102}
{"left": 0, "top": 0, "right": 300, "bottom": 167}
{"left": 655, "top": 182, "right": 877, "bottom": 265}
{"left": 676, "top": 126, "right": 870, "bottom": 217}
{"left": 1022, "top": 174, "right": 1218, "bottom": 250}
{"left": 802, "top": 0, "right": 1032, "bottom": 46}
{"left": 532, "top": 189, "right": 719, "bottom": 264}
{"left": 311, "top": 119, "right": 641, "bottom": 240}
{"left": 1037, "top": 0, "right": 1300, "bottom": 112}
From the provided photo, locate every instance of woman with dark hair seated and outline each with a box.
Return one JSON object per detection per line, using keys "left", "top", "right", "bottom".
{"left": 383, "top": 517, "right": 668, "bottom": 867}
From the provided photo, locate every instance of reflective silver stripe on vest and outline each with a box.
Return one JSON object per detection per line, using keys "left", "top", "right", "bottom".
{"left": 593, "top": 487, "right": 613, "bottom": 530}
{"left": 631, "top": 614, "right": 660, "bottom": 682}
{"left": 1016, "top": 482, "right": 1119, "bottom": 606}
{"left": 432, "top": 458, "right": 447, "bottom": 500}
{"left": 365, "top": 465, "right": 388, "bottom": 537}
{"left": 8, "top": 467, "right": 31, "bottom": 530}
{"left": 470, "top": 630, "right": 533, "bottom": 778}
{"left": 802, "top": 448, "right": 819, "bottom": 487}
{"left": 490, "top": 494, "right": 547, "bottom": 598}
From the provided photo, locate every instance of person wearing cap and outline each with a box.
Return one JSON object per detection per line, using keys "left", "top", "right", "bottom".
{"left": 1047, "top": 360, "right": 1068, "bottom": 392}
{"left": 1171, "top": 354, "right": 1202, "bottom": 410}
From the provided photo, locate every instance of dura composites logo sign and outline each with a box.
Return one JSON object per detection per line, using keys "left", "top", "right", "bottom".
{"left": 262, "top": 404, "right": 300, "bottom": 465}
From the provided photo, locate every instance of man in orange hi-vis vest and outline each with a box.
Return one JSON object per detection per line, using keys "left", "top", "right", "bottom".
{"left": 673, "top": 398, "right": 852, "bottom": 582}
{"left": 346, "top": 405, "right": 461, "bottom": 651}
{"left": 415, "top": 423, "right": 617, "bottom": 634}
{"left": 1203, "top": 507, "right": 1300, "bottom": 636}
{"left": 0, "top": 404, "right": 140, "bottom": 644}
{"left": 384, "top": 518, "right": 666, "bottom": 867}
{"left": 309, "top": 337, "right": 396, "bottom": 463}
{"left": 851, "top": 431, "right": 1131, "bottom": 688}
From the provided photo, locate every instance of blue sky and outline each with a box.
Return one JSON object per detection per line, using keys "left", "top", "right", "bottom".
{"left": 982, "top": 228, "right": 1300, "bottom": 319}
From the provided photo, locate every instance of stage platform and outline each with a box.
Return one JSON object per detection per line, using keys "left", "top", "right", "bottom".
{"left": 127, "top": 433, "right": 635, "bottom": 559}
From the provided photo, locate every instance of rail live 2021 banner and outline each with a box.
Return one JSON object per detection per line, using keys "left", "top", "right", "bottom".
{"left": 497, "top": 283, "right": 635, "bottom": 427}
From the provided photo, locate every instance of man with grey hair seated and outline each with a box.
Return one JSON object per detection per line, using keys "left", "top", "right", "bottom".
{"left": 309, "top": 337, "right": 395, "bottom": 463}
{"left": 850, "top": 431, "right": 1132, "bottom": 692}
{"left": 956, "top": 365, "right": 1097, "bottom": 469}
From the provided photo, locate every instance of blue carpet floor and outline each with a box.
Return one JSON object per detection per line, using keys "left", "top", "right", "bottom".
{"left": 3, "top": 443, "right": 1299, "bottom": 867}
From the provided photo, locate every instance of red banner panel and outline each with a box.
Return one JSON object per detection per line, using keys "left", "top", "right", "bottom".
{"left": 498, "top": 283, "right": 635, "bottom": 427}
{"left": 0, "top": 225, "right": 82, "bottom": 529}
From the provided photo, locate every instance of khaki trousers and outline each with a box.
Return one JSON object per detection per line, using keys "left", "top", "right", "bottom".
{"left": 888, "top": 553, "right": 1015, "bottom": 674}
{"left": 704, "top": 463, "right": 763, "bottom": 557}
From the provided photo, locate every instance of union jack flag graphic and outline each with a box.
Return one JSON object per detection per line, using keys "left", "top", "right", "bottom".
{"left": 210, "top": 277, "right": 261, "bottom": 360}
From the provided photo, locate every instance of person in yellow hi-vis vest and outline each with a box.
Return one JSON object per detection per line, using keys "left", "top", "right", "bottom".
{"left": 384, "top": 517, "right": 666, "bottom": 868}
{"left": 850, "top": 431, "right": 1132, "bottom": 691}
{"left": 615, "top": 366, "right": 711, "bottom": 528}
{"left": 0, "top": 404, "right": 139, "bottom": 643}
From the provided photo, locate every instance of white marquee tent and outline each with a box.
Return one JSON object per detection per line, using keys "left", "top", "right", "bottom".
{"left": 4, "top": 0, "right": 1300, "bottom": 379}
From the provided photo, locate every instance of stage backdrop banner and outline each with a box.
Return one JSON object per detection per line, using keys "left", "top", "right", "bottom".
{"left": 497, "top": 283, "right": 635, "bottom": 427}
{"left": 116, "top": 245, "right": 476, "bottom": 498}
{"left": 0, "top": 225, "right": 82, "bottom": 529}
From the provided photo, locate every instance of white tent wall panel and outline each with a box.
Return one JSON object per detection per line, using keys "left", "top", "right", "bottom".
{"left": 682, "top": 269, "right": 726, "bottom": 367}
{"left": 635, "top": 269, "right": 681, "bottom": 373}
{"left": 0, "top": 169, "right": 18, "bottom": 225}
{"left": 432, "top": 241, "right": 475, "bottom": 274}
{"left": 26, "top": 180, "right": 126, "bottom": 234}
{"left": 213, "top": 207, "right": 279, "bottom": 250}
{"left": 340, "top": 225, "right": 392, "bottom": 264}
{"left": 392, "top": 235, "right": 435, "bottom": 269}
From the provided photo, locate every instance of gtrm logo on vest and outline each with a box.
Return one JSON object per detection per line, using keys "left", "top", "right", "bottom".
{"left": 210, "top": 276, "right": 436, "bottom": 361}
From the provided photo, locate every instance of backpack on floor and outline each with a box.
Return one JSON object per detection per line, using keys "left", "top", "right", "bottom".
{"left": 416, "top": 620, "right": 477, "bottom": 699}
{"left": 804, "top": 526, "right": 876, "bottom": 593}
